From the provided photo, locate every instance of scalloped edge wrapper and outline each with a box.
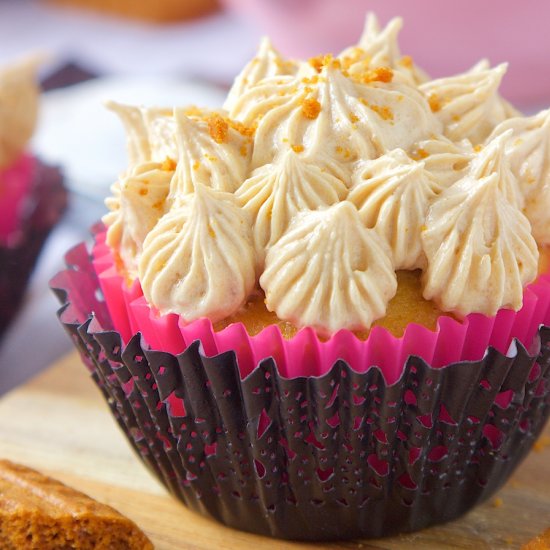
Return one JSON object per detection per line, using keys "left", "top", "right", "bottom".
{"left": 1, "top": 157, "right": 66, "bottom": 339}
{"left": 51, "top": 229, "right": 550, "bottom": 541}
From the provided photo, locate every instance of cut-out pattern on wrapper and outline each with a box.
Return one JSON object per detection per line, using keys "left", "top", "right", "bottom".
{"left": 52, "top": 234, "right": 550, "bottom": 541}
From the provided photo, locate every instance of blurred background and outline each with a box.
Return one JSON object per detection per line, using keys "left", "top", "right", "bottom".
{"left": 0, "top": 0, "right": 549, "bottom": 393}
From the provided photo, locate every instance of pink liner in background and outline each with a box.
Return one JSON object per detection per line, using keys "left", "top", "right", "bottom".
{"left": 0, "top": 154, "right": 35, "bottom": 243}
{"left": 93, "top": 229, "right": 550, "bottom": 384}
{"left": 220, "top": 0, "right": 550, "bottom": 107}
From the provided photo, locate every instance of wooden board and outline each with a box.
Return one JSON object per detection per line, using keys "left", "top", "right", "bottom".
{"left": 0, "top": 351, "right": 548, "bottom": 549}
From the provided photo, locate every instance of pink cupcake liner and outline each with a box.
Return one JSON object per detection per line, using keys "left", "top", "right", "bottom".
{"left": 93, "top": 225, "right": 550, "bottom": 384}
{"left": 0, "top": 158, "right": 66, "bottom": 338}
{"left": 0, "top": 153, "right": 36, "bottom": 244}
{"left": 51, "top": 232, "right": 550, "bottom": 540}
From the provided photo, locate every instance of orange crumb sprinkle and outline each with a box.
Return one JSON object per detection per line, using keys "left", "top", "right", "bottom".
{"left": 152, "top": 200, "right": 163, "bottom": 210}
{"left": 138, "top": 188, "right": 148, "bottom": 196}
{"left": 533, "top": 435, "right": 550, "bottom": 452}
{"left": 308, "top": 54, "right": 341, "bottom": 73}
{"left": 112, "top": 250, "right": 134, "bottom": 288}
{"left": 361, "top": 66, "right": 394, "bottom": 84}
{"left": 399, "top": 55, "right": 414, "bottom": 68}
{"left": 349, "top": 113, "right": 359, "bottom": 123}
{"left": 411, "top": 148, "right": 429, "bottom": 160}
{"left": 369, "top": 104, "right": 394, "bottom": 121}
{"left": 428, "top": 93, "right": 442, "bottom": 113}
{"left": 161, "top": 157, "right": 177, "bottom": 171}
{"left": 239, "top": 144, "right": 248, "bottom": 157}
{"left": 227, "top": 119, "right": 256, "bottom": 138}
{"left": 492, "top": 497, "right": 503, "bottom": 508}
{"left": 309, "top": 55, "right": 325, "bottom": 73}
{"left": 301, "top": 75, "right": 319, "bottom": 85}
{"left": 184, "top": 105, "right": 203, "bottom": 117}
{"left": 207, "top": 114, "right": 229, "bottom": 144}
{"left": 341, "top": 48, "right": 368, "bottom": 71}
{"left": 301, "top": 98, "right": 322, "bottom": 119}
{"left": 192, "top": 161, "right": 201, "bottom": 171}
{"left": 452, "top": 114, "right": 461, "bottom": 122}
{"left": 207, "top": 224, "right": 216, "bottom": 238}
{"left": 291, "top": 144, "right": 304, "bottom": 153}
{"left": 274, "top": 58, "right": 294, "bottom": 71}
{"left": 335, "top": 145, "right": 351, "bottom": 159}
{"left": 474, "top": 144, "right": 483, "bottom": 153}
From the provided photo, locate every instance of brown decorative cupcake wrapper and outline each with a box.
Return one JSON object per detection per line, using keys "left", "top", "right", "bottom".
{"left": 52, "top": 240, "right": 550, "bottom": 541}
{"left": 0, "top": 159, "right": 66, "bottom": 339}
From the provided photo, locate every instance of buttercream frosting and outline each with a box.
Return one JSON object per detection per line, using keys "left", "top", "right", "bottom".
{"left": 104, "top": 161, "right": 174, "bottom": 277}
{"left": 469, "top": 129, "right": 523, "bottom": 208}
{"left": 236, "top": 150, "right": 347, "bottom": 265}
{"left": 106, "top": 102, "right": 177, "bottom": 167}
{"left": 139, "top": 184, "right": 256, "bottom": 322}
{"left": 260, "top": 201, "right": 397, "bottom": 335}
{"left": 348, "top": 149, "right": 442, "bottom": 270}
{"left": 420, "top": 62, "right": 516, "bottom": 144}
{"left": 224, "top": 37, "right": 299, "bottom": 112}
{"left": 488, "top": 109, "right": 550, "bottom": 243}
{"left": 339, "top": 13, "right": 429, "bottom": 86}
{"left": 167, "top": 108, "right": 251, "bottom": 199}
{"left": 422, "top": 170, "right": 538, "bottom": 316}
{"left": 409, "top": 136, "right": 473, "bottom": 187}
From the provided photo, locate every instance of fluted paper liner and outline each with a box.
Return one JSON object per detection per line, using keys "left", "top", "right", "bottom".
{"left": 1, "top": 157, "right": 66, "bottom": 338}
{"left": 51, "top": 229, "right": 550, "bottom": 541}
{"left": 92, "top": 226, "right": 550, "bottom": 382}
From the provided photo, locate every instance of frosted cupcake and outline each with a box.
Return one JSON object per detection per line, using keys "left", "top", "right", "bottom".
{"left": 1, "top": 57, "right": 66, "bottom": 338}
{"left": 54, "top": 13, "right": 550, "bottom": 540}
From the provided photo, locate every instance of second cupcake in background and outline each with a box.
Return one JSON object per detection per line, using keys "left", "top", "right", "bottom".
{"left": 54, "top": 13, "right": 550, "bottom": 540}
{"left": 0, "top": 56, "right": 66, "bottom": 339}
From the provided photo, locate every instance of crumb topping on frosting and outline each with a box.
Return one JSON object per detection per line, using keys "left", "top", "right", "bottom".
{"left": 207, "top": 114, "right": 229, "bottom": 144}
{"left": 358, "top": 66, "right": 394, "bottom": 85}
{"left": 104, "top": 12, "right": 549, "bottom": 334}
{"left": 301, "top": 97, "right": 322, "bottom": 119}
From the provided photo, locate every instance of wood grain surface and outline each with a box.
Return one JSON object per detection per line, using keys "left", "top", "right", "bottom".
{"left": 0, "top": 351, "right": 548, "bottom": 549}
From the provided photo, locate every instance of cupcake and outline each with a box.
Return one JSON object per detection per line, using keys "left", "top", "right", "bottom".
{"left": 53, "top": 13, "right": 550, "bottom": 540}
{"left": 1, "top": 56, "right": 66, "bottom": 339}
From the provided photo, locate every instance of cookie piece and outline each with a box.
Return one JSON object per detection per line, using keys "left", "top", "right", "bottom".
{"left": 0, "top": 459, "right": 153, "bottom": 549}
{"left": 523, "top": 528, "right": 550, "bottom": 550}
